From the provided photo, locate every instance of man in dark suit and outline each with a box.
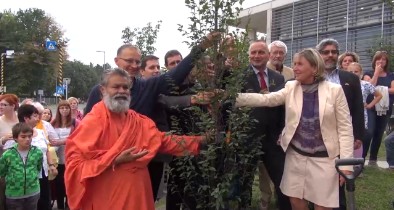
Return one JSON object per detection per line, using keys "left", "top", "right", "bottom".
{"left": 316, "top": 38, "right": 365, "bottom": 210}
{"left": 240, "top": 40, "right": 291, "bottom": 210}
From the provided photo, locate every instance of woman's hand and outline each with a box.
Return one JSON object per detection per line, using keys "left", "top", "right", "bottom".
{"left": 339, "top": 170, "right": 352, "bottom": 186}
{"left": 191, "top": 91, "right": 216, "bottom": 105}
{"left": 49, "top": 165, "right": 58, "bottom": 176}
{"left": 49, "top": 139, "right": 65, "bottom": 146}
{"left": 365, "top": 103, "right": 374, "bottom": 110}
{"left": 374, "top": 63, "right": 384, "bottom": 75}
{"left": 1, "top": 134, "right": 13, "bottom": 145}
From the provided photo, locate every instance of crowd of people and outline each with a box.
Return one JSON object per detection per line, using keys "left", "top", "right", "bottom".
{"left": 0, "top": 96, "right": 83, "bottom": 210}
{"left": 0, "top": 32, "right": 393, "bottom": 210}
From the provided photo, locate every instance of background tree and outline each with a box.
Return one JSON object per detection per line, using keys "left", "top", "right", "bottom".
{"left": 0, "top": 8, "right": 66, "bottom": 97}
{"left": 63, "top": 60, "right": 101, "bottom": 100}
{"left": 121, "top": 20, "right": 162, "bottom": 57}
{"left": 169, "top": 0, "right": 262, "bottom": 209}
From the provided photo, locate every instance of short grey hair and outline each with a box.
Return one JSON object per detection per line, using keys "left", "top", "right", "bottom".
{"left": 32, "top": 102, "right": 44, "bottom": 114}
{"left": 268, "top": 40, "right": 288, "bottom": 54}
{"left": 316, "top": 38, "right": 340, "bottom": 52}
{"left": 116, "top": 44, "right": 141, "bottom": 56}
{"left": 248, "top": 40, "right": 269, "bottom": 53}
{"left": 101, "top": 68, "right": 132, "bottom": 87}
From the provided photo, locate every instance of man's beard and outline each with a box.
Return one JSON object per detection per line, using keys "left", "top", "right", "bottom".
{"left": 103, "top": 93, "right": 131, "bottom": 113}
{"left": 324, "top": 59, "right": 337, "bottom": 70}
{"left": 271, "top": 60, "right": 283, "bottom": 66}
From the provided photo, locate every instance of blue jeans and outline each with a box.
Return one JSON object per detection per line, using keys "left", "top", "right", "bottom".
{"left": 385, "top": 132, "right": 394, "bottom": 166}
{"left": 363, "top": 109, "right": 390, "bottom": 161}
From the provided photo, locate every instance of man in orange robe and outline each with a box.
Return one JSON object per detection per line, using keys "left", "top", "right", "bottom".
{"left": 65, "top": 68, "right": 204, "bottom": 210}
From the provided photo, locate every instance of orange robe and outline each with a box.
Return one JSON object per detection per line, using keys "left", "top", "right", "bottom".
{"left": 65, "top": 101, "right": 201, "bottom": 210}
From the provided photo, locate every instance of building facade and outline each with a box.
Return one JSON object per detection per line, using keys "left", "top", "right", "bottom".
{"left": 238, "top": 0, "right": 394, "bottom": 70}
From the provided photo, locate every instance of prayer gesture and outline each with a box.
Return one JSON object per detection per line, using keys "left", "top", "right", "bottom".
{"left": 113, "top": 147, "right": 149, "bottom": 166}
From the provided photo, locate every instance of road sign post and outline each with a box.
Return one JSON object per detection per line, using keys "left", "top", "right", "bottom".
{"left": 63, "top": 78, "right": 71, "bottom": 99}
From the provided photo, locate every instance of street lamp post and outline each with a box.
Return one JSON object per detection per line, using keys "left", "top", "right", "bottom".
{"left": 96, "top": 50, "right": 106, "bottom": 70}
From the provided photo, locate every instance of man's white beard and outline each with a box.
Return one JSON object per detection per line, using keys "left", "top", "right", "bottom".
{"left": 103, "top": 93, "right": 131, "bottom": 113}
{"left": 271, "top": 60, "right": 283, "bottom": 66}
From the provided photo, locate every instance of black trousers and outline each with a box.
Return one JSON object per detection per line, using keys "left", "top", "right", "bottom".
{"left": 333, "top": 185, "right": 347, "bottom": 210}
{"left": 166, "top": 159, "right": 198, "bottom": 210}
{"left": 148, "top": 161, "right": 164, "bottom": 201}
{"left": 37, "top": 170, "right": 51, "bottom": 210}
{"left": 55, "top": 164, "right": 68, "bottom": 209}
{"left": 240, "top": 142, "right": 291, "bottom": 210}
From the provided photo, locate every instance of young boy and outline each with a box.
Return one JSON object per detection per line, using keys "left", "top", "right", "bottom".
{"left": 0, "top": 123, "right": 43, "bottom": 210}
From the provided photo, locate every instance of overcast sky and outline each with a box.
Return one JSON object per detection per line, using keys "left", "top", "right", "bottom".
{"left": 1, "top": 0, "right": 265, "bottom": 67}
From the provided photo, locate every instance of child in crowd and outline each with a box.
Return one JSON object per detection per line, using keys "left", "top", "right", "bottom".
{"left": 0, "top": 123, "right": 43, "bottom": 210}
{"left": 346, "top": 62, "right": 382, "bottom": 158}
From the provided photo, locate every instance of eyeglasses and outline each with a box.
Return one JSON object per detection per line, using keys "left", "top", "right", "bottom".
{"left": 118, "top": 58, "right": 141, "bottom": 66}
{"left": 0, "top": 103, "right": 9, "bottom": 107}
{"left": 271, "top": 51, "right": 285, "bottom": 56}
{"left": 320, "top": 50, "right": 339, "bottom": 55}
{"left": 59, "top": 107, "right": 70, "bottom": 110}
{"left": 375, "top": 51, "right": 388, "bottom": 55}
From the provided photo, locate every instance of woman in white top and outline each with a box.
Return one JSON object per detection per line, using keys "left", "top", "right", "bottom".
{"left": 16, "top": 104, "right": 58, "bottom": 210}
{"left": 0, "top": 94, "right": 19, "bottom": 210}
{"left": 50, "top": 100, "right": 78, "bottom": 210}
{"left": 0, "top": 94, "right": 19, "bottom": 152}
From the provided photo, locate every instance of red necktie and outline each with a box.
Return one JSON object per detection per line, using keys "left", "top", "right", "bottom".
{"left": 258, "top": 71, "right": 267, "bottom": 90}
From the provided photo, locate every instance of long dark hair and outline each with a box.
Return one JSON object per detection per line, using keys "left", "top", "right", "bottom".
{"left": 51, "top": 100, "right": 72, "bottom": 128}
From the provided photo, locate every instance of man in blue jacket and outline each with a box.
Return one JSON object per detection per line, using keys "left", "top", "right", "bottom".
{"left": 84, "top": 32, "right": 219, "bottom": 201}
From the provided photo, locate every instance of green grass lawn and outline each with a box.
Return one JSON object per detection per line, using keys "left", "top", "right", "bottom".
{"left": 355, "top": 167, "right": 393, "bottom": 210}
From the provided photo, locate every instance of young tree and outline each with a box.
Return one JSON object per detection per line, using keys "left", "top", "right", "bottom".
{"left": 168, "top": 1, "right": 262, "bottom": 209}
{"left": 121, "top": 20, "right": 162, "bottom": 58}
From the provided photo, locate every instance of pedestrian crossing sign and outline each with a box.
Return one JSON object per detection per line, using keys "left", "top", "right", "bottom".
{"left": 56, "top": 86, "right": 64, "bottom": 95}
{"left": 46, "top": 41, "right": 57, "bottom": 51}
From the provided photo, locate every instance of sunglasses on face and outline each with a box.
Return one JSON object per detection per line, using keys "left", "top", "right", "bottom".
{"left": 320, "top": 50, "right": 339, "bottom": 55}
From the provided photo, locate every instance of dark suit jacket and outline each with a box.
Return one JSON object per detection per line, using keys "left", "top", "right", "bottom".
{"left": 338, "top": 70, "right": 365, "bottom": 141}
{"left": 242, "top": 66, "right": 286, "bottom": 150}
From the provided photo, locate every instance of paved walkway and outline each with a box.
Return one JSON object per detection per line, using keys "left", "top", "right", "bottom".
{"left": 365, "top": 160, "right": 389, "bottom": 168}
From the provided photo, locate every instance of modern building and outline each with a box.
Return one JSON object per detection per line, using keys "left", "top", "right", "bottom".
{"left": 237, "top": 0, "right": 394, "bottom": 70}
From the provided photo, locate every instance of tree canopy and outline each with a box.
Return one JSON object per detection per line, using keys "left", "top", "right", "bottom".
{"left": 121, "top": 20, "right": 162, "bottom": 58}
{"left": 0, "top": 8, "right": 102, "bottom": 98}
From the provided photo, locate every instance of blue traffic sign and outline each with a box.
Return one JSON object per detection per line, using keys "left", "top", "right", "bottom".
{"left": 46, "top": 41, "right": 57, "bottom": 51}
{"left": 56, "top": 86, "right": 64, "bottom": 95}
